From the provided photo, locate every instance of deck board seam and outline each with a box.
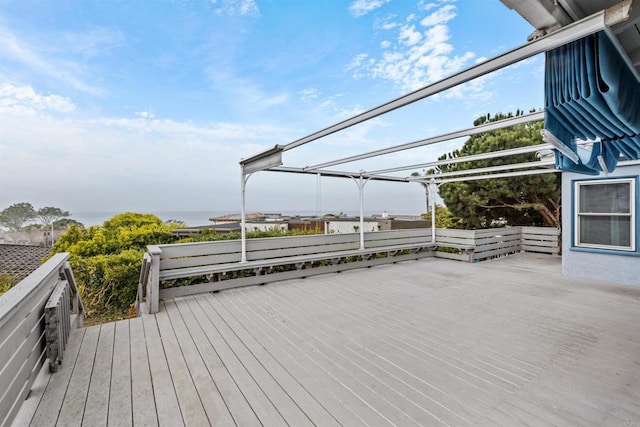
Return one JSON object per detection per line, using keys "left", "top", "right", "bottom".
{"left": 190, "top": 295, "right": 289, "bottom": 425}
{"left": 207, "top": 294, "right": 341, "bottom": 426}
{"left": 254, "top": 283, "right": 473, "bottom": 425}
{"left": 176, "top": 296, "right": 261, "bottom": 426}
{"left": 197, "top": 294, "right": 310, "bottom": 426}
{"left": 215, "top": 292, "right": 369, "bottom": 426}
{"left": 274, "top": 279, "right": 508, "bottom": 401}
{"left": 220, "top": 291, "right": 392, "bottom": 426}
{"left": 233, "top": 288, "right": 422, "bottom": 426}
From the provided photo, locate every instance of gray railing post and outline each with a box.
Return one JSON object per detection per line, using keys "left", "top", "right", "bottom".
{"left": 147, "top": 246, "right": 162, "bottom": 314}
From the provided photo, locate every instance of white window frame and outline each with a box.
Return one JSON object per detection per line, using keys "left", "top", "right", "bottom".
{"left": 574, "top": 178, "right": 636, "bottom": 252}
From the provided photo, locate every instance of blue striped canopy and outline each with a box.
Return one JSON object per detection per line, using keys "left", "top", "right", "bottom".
{"left": 545, "top": 31, "right": 640, "bottom": 174}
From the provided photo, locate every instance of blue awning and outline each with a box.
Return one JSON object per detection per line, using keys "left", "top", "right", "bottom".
{"left": 545, "top": 31, "right": 640, "bottom": 174}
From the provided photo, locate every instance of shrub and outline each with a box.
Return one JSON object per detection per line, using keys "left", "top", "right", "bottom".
{"left": 52, "top": 213, "right": 178, "bottom": 319}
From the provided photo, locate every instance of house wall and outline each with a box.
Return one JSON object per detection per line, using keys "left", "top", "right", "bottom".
{"left": 244, "top": 222, "right": 288, "bottom": 232}
{"left": 562, "top": 164, "right": 640, "bottom": 286}
{"left": 325, "top": 221, "right": 379, "bottom": 234}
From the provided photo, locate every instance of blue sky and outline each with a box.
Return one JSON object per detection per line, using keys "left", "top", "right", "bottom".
{"left": 0, "top": 0, "right": 544, "bottom": 220}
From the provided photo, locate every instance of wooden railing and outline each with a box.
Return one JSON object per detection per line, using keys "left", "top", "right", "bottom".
{"left": 139, "top": 229, "right": 438, "bottom": 314}
{"left": 435, "top": 227, "right": 559, "bottom": 261}
{"left": 521, "top": 226, "right": 561, "bottom": 254}
{"left": 0, "top": 253, "right": 84, "bottom": 427}
{"left": 138, "top": 227, "right": 560, "bottom": 315}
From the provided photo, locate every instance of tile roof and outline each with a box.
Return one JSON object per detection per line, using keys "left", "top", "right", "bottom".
{"left": 0, "top": 244, "right": 51, "bottom": 283}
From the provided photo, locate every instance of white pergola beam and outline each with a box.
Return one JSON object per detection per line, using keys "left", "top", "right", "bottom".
{"left": 370, "top": 143, "right": 553, "bottom": 175}
{"left": 304, "top": 112, "right": 544, "bottom": 171}
{"left": 436, "top": 168, "right": 559, "bottom": 184}
{"left": 409, "top": 159, "right": 555, "bottom": 181}
{"left": 267, "top": 166, "right": 409, "bottom": 182}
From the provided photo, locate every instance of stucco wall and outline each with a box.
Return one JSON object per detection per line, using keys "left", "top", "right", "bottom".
{"left": 326, "top": 221, "right": 379, "bottom": 234}
{"left": 561, "top": 164, "right": 640, "bottom": 286}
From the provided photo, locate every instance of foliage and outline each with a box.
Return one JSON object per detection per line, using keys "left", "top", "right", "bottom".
{"left": 52, "top": 214, "right": 321, "bottom": 319}
{"left": 0, "top": 203, "right": 75, "bottom": 232}
{"left": 419, "top": 111, "right": 561, "bottom": 229}
{"left": 178, "top": 226, "right": 320, "bottom": 243}
{"left": 0, "top": 202, "right": 36, "bottom": 231}
{"left": 54, "top": 218, "right": 85, "bottom": 229}
{"left": 421, "top": 205, "right": 454, "bottom": 228}
{"left": 52, "top": 213, "right": 179, "bottom": 318}
{"left": 0, "top": 273, "right": 16, "bottom": 297}
{"left": 37, "top": 206, "right": 70, "bottom": 226}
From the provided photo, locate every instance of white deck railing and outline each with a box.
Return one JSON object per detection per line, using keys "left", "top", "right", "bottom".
{"left": 138, "top": 227, "right": 559, "bottom": 315}
{"left": 0, "top": 253, "right": 84, "bottom": 427}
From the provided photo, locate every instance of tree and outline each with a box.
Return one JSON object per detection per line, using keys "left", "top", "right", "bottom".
{"left": 54, "top": 218, "right": 85, "bottom": 229}
{"left": 421, "top": 205, "right": 454, "bottom": 228}
{"left": 0, "top": 202, "right": 36, "bottom": 231}
{"left": 422, "top": 111, "right": 561, "bottom": 229}
{"left": 37, "top": 206, "right": 70, "bottom": 227}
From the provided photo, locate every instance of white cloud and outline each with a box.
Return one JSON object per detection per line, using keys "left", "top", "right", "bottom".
{"left": 0, "top": 82, "right": 76, "bottom": 114}
{"left": 418, "top": 0, "right": 456, "bottom": 12}
{"left": 347, "top": 4, "right": 478, "bottom": 93}
{"left": 380, "top": 40, "right": 391, "bottom": 49}
{"left": 398, "top": 25, "right": 423, "bottom": 46}
{"left": 299, "top": 88, "right": 320, "bottom": 102}
{"left": 349, "top": 0, "right": 390, "bottom": 17}
{"left": 0, "top": 25, "right": 105, "bottom": 95}
{"left": 135, "top": 108, "right": 155, "bottom": 119}
{"left": 346, "top": 53, "right": 372, "bottom": 79}
{"left": 420, "top": 4, "right": 456, "bottom": 27}
{"left": 211, "top": 0, "right": 259, "bottom": 16}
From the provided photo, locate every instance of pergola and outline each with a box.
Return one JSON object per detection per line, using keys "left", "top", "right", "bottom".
{"left": 238, "top": 0, "right": 639, "bottom": 263}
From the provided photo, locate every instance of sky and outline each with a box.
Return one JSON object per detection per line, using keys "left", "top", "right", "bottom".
{"left": 0, "top": 0, "right": 545, "bottom": 219}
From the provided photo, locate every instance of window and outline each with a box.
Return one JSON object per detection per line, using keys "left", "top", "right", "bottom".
{"left": 575, "top": 178, "right": 636, "bottom": 251}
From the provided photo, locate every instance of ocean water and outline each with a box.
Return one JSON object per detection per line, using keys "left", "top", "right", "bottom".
{"left": 70, "top": 210, "right": 356, "bottom": 227}
{"left": 71, "top": 211, "right": 233, "bottom": 227}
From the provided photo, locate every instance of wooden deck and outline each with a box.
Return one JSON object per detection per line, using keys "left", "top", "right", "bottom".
{"left": 15, "top": 253, "right": 640, "bottom": 426}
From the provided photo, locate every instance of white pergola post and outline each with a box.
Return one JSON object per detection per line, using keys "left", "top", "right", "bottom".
{"left": 316, "top": 173, "right": 321, "bottom": 217}
{"left": 359, "top": 174, "right": 365, "bottom": 249}
{"left": 240, "top": 169, "right": 252, "bottom": 263}
{"left": 429, "top": 178, "right": 438, "bottom": 243}
{"left": 350, "top": 173, "right": 369, "bottom": 250}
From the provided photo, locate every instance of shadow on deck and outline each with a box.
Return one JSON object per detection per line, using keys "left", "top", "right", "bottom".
{"left": 13, "top": 253, "right": 640, "bottom": 426}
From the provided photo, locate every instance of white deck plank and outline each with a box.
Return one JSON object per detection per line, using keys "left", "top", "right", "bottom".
{"left": 217, "top": 291, "right": 369, "bottom": 426}
{"left": 198, "top": 298, "right": 312, "bottom": 426}
{"left": 283, "top": 273, "right": 514, "bottom": 411}
{"left": 206, "top": 295, "right": 341, "bottom": 427}
{"left": 172, "top": 297, "right": 261, "bottom": 427}
{"left": 56, "top": 325, "right": 101, "bottom": 426}
{"left": 262, "top": 282, "right": 481, "bottom": 425}
{"left": 163, "top": 300, "right": 235, "bottom": 427}
{"left": 142, "top": 314, "right": 184, "bottom": 427}
{"left": 29, "top": 328, "right": 85, "bottom": 427}
{"left": 108, "top": 320, "right": 132, "bottom": 427}
{"left": 243, "top": 284, "right": 460, "bottom": 426}
{"left": 154, "top": 307, "right": 209, "bottom": 426}
{"left": 83, "top": 322, "right": 114, "bottom": 427}
{"left": 231, "top": 288, "right": 413, "bottom": 426}
{"left": 129, "top": 317, "right": 158, "bottom": 427}
{"left": 196, "top": 295, "right": 314, "bottom": 427}
{"left": 187, "top": 296, "right": 288, "bottom": 427}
